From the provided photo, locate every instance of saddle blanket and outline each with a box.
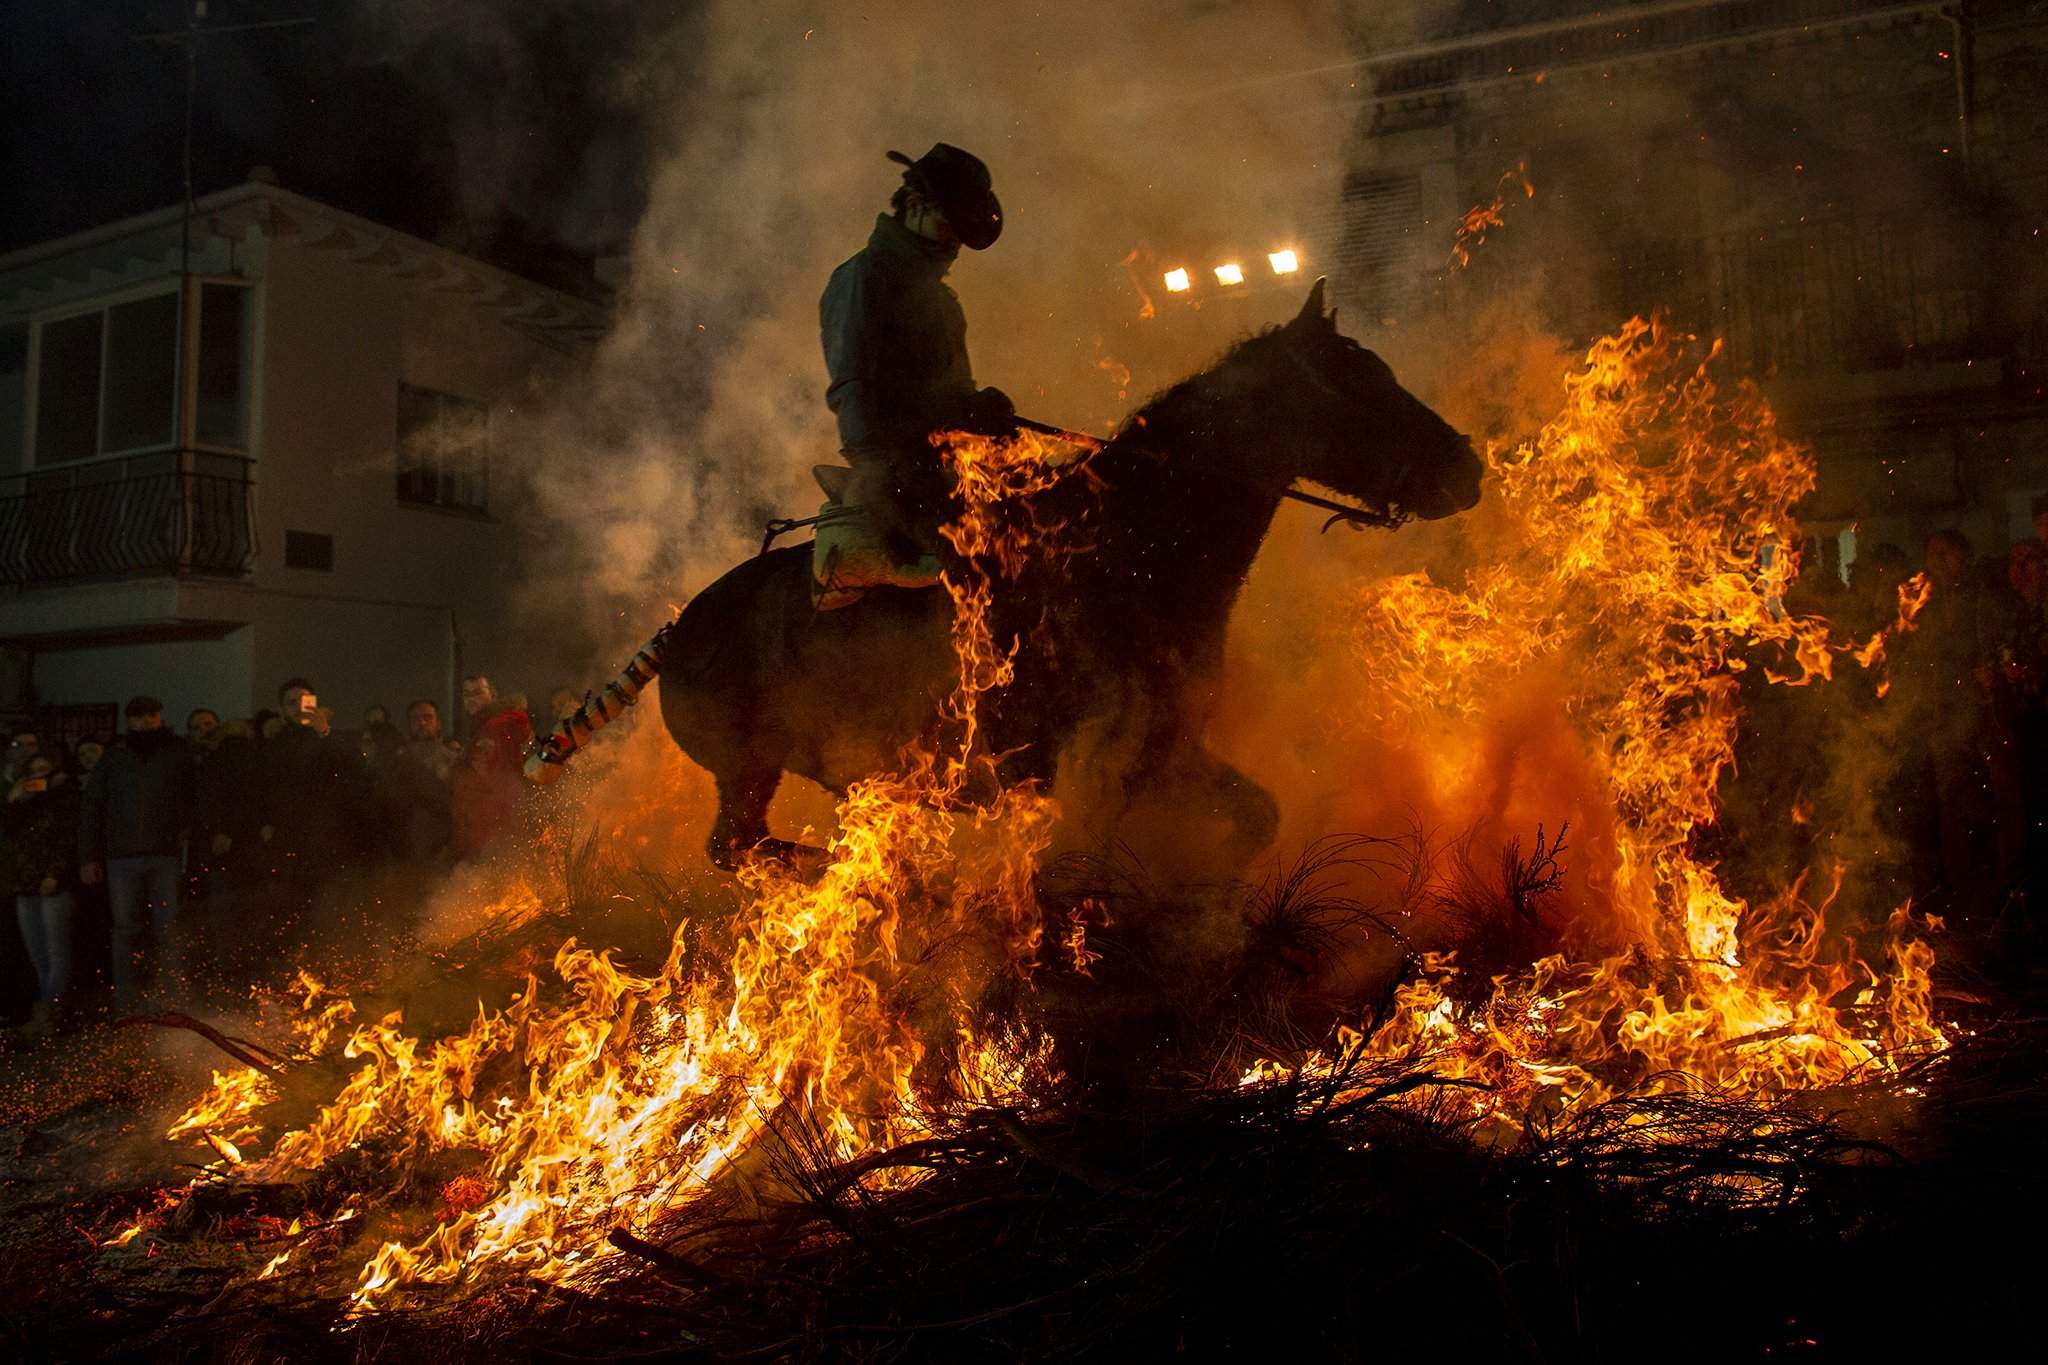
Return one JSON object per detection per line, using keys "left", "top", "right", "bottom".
{"left": 811, "top": 496, "right": 942, "bottom": 610}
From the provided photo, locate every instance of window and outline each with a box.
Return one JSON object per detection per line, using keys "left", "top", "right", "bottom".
{"left": 195, "top": 283, "right": 250, "bottom": 450}
{"left": 1337, "top": 171, "right": 1425, "bottom": 319}
{"left": 284, "top": 529, "right": 334, "bottom": 571}
{"left": 396, "top": 383, "right": 489, "bottom": 514}
{"left": 0, "top": 323, "right": 26, "bottom": 470}
{"left": 33, "top": 291, "right": 180, "bottom": 463}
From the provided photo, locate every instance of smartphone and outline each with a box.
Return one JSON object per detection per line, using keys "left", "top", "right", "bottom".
{"left": 299, "top": 693, "right": 319, "bottom": 713}
{"left": 21, "top": 777, "right": 47, "bottom": 793}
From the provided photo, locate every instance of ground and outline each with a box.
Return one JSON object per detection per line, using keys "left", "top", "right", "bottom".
{"left": 1, "top": 884, "right": 2044, "bottom": 1363}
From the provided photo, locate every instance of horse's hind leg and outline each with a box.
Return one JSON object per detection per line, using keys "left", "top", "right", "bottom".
{"left": 709, "top": 763, "right": 787, "bottom": 870}
{"left": 1205, "top": 752, "right": 1280, "bottom": 865}
{"left": 1163, "top": 746, "right": 1280, "bottom": 869}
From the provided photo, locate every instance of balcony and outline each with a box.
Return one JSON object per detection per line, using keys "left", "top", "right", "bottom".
{"left": 0, "top": 452, "right": 255, "bottom": 588}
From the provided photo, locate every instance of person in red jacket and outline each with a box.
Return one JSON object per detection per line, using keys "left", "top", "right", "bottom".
{"left": 452, "top": 676, "right": 533, "bottom": 856}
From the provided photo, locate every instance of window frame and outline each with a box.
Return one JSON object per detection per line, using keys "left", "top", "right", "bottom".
{"left": 19, "top": 275, "right": 258, "bottom": 471}
{"left": 394, "top": 381, "right": 492, "bottom": 518}
{"left": 23, "top": 279, "right": 185, "bottom": 469}
{"left": 187, "top": 278, "right": 254, "bottom": 458}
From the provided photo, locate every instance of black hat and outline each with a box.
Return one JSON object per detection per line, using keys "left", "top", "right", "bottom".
{"left": 887, "top": 144, "right": 1003, "bottom": 250}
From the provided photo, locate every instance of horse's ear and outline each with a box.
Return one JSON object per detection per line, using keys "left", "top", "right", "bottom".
{"left": 1289, "top": 278, "right": 1334, "bottom": 335}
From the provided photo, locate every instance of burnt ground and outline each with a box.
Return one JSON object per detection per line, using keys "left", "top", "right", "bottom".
{"left": 2, "top": 892, "right": 2046, "bottom": 1365}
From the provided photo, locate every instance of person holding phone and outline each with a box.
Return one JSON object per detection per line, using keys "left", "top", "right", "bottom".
{"left": 8, "top": 752, "right": 79, "bottom": 1035}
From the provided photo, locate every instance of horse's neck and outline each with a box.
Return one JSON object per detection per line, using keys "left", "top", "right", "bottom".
{"left": 1074, "top": 406, "right": 1289, "bottom": 651}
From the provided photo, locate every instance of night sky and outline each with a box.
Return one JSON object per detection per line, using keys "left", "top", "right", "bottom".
{"left": 0, "top": 0, "right": 681, "bottom": 289}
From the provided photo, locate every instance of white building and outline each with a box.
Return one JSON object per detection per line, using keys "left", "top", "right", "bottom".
{"left": 0, "top": 178, "right": 606, "bottom": 739}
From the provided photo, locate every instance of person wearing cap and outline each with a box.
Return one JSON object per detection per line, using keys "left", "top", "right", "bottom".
{"left": 78, "top": 695, "right": 195, "bottom": 1008}
{"left": 814, "top": 143, "right": 1015, "bottom": 605}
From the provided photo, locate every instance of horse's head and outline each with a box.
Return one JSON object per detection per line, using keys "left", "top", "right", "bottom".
{"left": 1261, "top": 279, "right": 1482, "bottom": 522}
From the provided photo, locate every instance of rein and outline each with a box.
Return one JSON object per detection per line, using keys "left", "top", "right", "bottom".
{"left": 757, "top": 414, "right": 1410, "bottom": 554}
{"left": 1012, "top": 418, "right": 1409, "bottom": 534}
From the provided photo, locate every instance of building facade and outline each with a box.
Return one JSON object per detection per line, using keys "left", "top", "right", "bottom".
{"left": 0, "top": 180, "right": 606, "bottom": 735}
{"left": 1306, "top": 0, "right": 2047, "bottom": 569}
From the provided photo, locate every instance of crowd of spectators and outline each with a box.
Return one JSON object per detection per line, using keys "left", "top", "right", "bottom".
{"left": 1780, "top": 498, "right": 2048, "bottom": 925}
{"left": 0, "top": 673, "right": 553, "bottom": 1038}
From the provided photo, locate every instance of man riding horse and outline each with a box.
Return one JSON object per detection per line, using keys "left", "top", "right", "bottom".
{"left": 813, "top": 143, "right": 1016, "bottom": 608}
{"left": 528, "top": 144, "right": 1482, "bottom": 874}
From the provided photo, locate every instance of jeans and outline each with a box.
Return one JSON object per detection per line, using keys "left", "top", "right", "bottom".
{"left": 15, "top": 892, "right": 76, "bottom": 1006}
{"left": 107, "top": 854, "right": 182, "bottom": 1008}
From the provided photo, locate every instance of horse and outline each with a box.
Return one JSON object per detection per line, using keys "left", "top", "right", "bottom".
{"left": 657, "top": 280, "right": 1483, "bottom": 869}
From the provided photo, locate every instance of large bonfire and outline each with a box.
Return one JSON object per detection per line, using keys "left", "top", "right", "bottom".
{"left": 140, "top": 313, "right": 1944, "bottom": 1307}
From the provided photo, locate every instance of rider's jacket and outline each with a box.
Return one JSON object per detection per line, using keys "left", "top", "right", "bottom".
{"left": 819, "top": 214, "right": 979, "bottom": 463}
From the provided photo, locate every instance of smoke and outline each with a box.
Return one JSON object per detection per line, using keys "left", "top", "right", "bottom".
{"left": 361, "top": 2, "right": 1953, "bottom": 963}
{"left": 478, "top": 2, "right": 1359, "bottom": 633}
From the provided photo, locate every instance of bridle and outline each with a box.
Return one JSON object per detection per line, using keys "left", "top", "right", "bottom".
{"left": 1014, "top": 412, "right": 1412, "bottom": 535}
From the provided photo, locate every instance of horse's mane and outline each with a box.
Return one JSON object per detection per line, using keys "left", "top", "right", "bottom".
{"left": 1108, "top": 323, "right": 1293, "bottom": 450}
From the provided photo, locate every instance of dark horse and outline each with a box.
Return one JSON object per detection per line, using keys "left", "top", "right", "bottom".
{"left": 659, "top": 281, "right": 1482, "bottom": 868}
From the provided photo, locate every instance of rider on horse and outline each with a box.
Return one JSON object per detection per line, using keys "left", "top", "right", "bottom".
{"left": 814, "top": 143, "right": 1015, "bottom": 608}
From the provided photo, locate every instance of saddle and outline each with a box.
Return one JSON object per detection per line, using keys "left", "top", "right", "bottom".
{"left": 806, "top": 464, "right": 942, "bottom": 611}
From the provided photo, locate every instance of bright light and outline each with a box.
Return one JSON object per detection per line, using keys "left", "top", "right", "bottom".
{"left": 1214, "top": 262, "right": 1244, "bottom": 286}
{"left": 1163, "top": 268, "right": 1191, "bottom": 293}
{"left": 1268, "top": 249, "right": 1299, "bottom": 275}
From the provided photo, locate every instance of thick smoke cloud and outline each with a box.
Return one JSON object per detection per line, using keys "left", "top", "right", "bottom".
{"left": 376, "top": 2, "right": 1940, "bottom": 957}
{"left": 493, "top": 2, "right": 1359, "bottom": 622}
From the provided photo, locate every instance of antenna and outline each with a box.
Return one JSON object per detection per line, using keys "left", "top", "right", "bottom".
{"left": 135, "top": 2, "right": 314, "bottom": 434}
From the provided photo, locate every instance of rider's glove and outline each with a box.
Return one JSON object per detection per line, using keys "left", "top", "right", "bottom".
{"left": 966, "top": 386, "right": 1017, "bottom": 435}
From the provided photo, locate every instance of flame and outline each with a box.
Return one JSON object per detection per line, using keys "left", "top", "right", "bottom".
{"left": 1304, "top": 315, "right": 1945, "bottom": 1123}
{"left": 166, "top": 428, "right": 1072, "bottom": 1306}
{"left": 1449, "top": 161, "right": 1535, "bottom": 270}
{"left": 163, "top": 318, "right": 1946, "bottom": 1304}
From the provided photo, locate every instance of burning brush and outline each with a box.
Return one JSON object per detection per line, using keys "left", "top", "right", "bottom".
{"left": 134, "top": 315, "right": 1951, "bottom": 1320}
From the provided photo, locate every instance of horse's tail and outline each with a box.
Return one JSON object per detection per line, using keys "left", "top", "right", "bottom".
{"left": 522, "top": 618, "right": 677, "bottom": 785}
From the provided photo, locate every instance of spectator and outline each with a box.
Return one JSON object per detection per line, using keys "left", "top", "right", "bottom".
{"left": 73, "top": 738, "right": 105, "bottom": 776}
{"left": 8, "top": 751, "right": 79, "bottom": 1035}
{"left": 78, "top": 696, "right": 194, "bottom": 1010}
{"left": 2032, "top": 492, "right": 2048, "bottom": 549}
{"left": 1895, "top": 529, "right": 2009, "bottom": 908}
{"left": 264, "top": 677, "right": 364, "bottom": 878}
{"left": 364, "top": 703, "right": 391, "bottom": 731}
{"left": 191, "top": 718, "right": 267, "bottom": 985}
{"left": 453, "top": 679, "right": 533, "bottom": 857}
{"left": 406, "top": 698, "right": 449, "bottom": 754}
{"left": 196, "top": 718, "right": 265, "bottom": 864}
{"left": 5, "top": 728, "right": 39, "bottom": 785}
{"left": 397, "top": 700, "right": 457, "bottom": 860}
{"left": 360, "top": 718, "right": 409, "bottom": 858}
{"left": 185, "top": 708, "right": 220, "bottom": 742}
{"left": 1846, "top": 542, "right": 1910, "bottom": 638}
{"left": 1988, "top": 539, "right": 2048, "bottom": 869}
{"left": 461, "top": 675, "right": 504, "bottom": 744}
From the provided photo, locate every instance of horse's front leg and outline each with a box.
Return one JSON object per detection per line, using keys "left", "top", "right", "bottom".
{"left": 1122, "top": 738, "right": 1280, "bottom": 873}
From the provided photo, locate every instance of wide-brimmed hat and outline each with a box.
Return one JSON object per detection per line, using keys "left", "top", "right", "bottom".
{"left": 887, "top": 144, "right": 1002, "bottom": 250}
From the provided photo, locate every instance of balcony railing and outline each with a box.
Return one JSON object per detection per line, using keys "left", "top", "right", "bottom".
{"left": 0, "top": 451, "right": 255, "bottom": 587}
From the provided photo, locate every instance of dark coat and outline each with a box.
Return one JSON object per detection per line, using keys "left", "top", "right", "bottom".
{"left": 78, "top": 730, "right": 194, "bottom": 863}
{"left": 820, "top": 214, "right": 979, "bottom": 458}
{"left": 196, "top": 734, "right": 268, "bottom": 873}
{"left": 262, "top": 724, "right": 366, "bottom": 863}
{"left": 7, "top": 777, "right": 80, "bottom": 894}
